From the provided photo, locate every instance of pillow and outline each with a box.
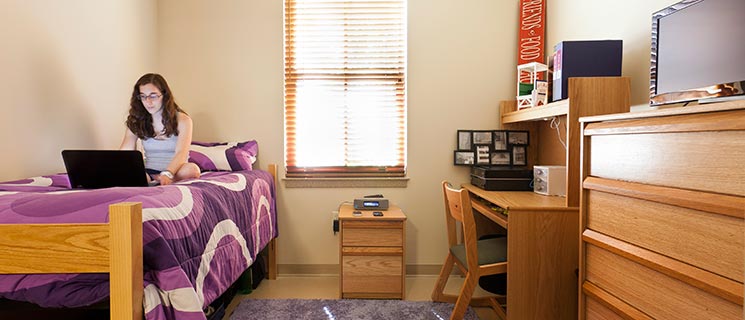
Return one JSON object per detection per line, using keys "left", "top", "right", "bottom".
{"left": 188, "top": 140, "right": 258, "bottom": 172}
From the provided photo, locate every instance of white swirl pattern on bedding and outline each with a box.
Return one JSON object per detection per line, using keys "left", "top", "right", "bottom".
{"left": 0, "top": 170, "right": 278, "bottom": 320}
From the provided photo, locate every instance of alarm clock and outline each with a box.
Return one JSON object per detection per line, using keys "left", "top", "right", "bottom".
{"left": 353, "top": 198, "right": 389, "bottom": 210}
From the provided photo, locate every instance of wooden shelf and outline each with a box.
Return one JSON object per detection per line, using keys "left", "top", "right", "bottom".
{"left": 502, "top": 99, "right": 570, "bottom": 123}
{"left": 499, "top": 77, "right": 631, "bottom": 208}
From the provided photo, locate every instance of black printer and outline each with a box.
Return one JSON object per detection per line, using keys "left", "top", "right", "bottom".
{"left": 470, "top": 166, "right": 533, "bottom": 191}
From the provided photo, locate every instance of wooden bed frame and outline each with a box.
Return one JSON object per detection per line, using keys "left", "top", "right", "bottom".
{"left": 0, "top": 164, "right": 279, "bottom": 320}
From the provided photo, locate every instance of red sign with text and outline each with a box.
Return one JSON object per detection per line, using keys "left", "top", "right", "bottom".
{"left": 518, "top": 0, "right": 546, "bottom": 82}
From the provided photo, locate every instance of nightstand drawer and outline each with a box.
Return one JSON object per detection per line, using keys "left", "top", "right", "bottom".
{"left": 342, "top": 247, "right": 403, "bottom": 255}
{"left": 343, "top": 220, "right": 403, "bottom": 229}
{"left": 342, "top": 222, "right": 403, "bottom": 247}
{"left": 342, "top": 255, "right": 402, "bottom": 294}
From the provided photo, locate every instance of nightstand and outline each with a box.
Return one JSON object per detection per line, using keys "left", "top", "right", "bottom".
{"left": 338, "top": 203, "right": 406, "bottom": 299}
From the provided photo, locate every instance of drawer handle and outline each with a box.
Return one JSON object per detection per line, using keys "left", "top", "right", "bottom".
{"left": 583, "top": 176, "right": 745, "bottom": 219}
{"left": 583, "top": 282, "right": 653, "bottom": 320}
{"left": 583, "top": 230, "right": 744, "bottom": 305}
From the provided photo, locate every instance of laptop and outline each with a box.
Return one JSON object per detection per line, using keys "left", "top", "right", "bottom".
{"left": 62, "top": 150, "right": 150, "bottom": 189}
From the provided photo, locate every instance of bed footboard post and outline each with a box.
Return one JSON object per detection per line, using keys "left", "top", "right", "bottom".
{"left": 267, "top": 238, "right": 278, "bottom": 280}
{"left": 109, "top": 202, "right": 144, "bottom": 320}
{"left": 267, "top": 164, "right": 279, "bottom": 280}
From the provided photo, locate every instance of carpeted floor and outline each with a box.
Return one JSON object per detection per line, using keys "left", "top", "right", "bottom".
{"left": 230, "top": 298, "right": 478, "bottom": 320}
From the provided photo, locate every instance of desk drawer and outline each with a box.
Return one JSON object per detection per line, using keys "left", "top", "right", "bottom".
{"left": 585, "top": 244, "right": 742, "bottom": 319}
{"left": 342, "top": 221, "right": 403, "bottom": 247}
{"left": 586, "top": 190, "right": 743, "bottom": 281}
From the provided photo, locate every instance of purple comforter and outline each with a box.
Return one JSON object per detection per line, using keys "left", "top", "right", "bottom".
{"left": 0, "top": 170, "right": 278, "bottom": 320}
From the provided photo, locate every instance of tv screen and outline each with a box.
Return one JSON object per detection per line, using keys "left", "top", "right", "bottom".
{"left": 650, "top": 0, "right": 745, "bottom": 105}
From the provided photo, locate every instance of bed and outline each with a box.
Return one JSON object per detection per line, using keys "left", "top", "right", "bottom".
{"left": 0, "top": 164, "right": 279, "bottom": 320}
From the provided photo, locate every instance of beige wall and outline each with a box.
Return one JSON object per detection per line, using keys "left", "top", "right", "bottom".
{"left": 156, "top": 0, "right": 517, "bottom": 267}
{"left": 0, "top": 0, "right": 157, "bottom": 181}
{"left": 155, "top": 0, "right": 680, "bottom": 268}
{"left": 0, "top": 0, "right": 682, "bottom": 269}
{"left": 546, "top": 0, "right": 679, "bottom": 106}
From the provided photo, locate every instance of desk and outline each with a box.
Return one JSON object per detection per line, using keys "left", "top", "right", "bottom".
{"left": 462, "top": 184, "right": 579, "bottom": 320}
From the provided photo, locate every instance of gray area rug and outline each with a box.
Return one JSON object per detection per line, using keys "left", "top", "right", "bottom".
{"left": 230, "top": 298, "right": 479, "bottom": 320}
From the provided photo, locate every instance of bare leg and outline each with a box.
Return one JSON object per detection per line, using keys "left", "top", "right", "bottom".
{"left": 174, "top": 162, "right": 201, "bottom": 181}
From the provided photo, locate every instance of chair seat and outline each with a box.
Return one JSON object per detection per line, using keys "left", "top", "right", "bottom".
{"left": 434, "top": 181, "right": 508, "bottom": 319}
{"left": 450, "top": 237, "right": 507, "bottom": 269}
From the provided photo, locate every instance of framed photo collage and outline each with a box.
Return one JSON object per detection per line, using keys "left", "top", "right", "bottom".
{"left": 454, "top": 130, "right": 529, "bottom": 167}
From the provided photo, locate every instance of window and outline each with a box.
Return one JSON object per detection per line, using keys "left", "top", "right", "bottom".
{"left": 284, "top": 0, "right": 407, "bottom": 178}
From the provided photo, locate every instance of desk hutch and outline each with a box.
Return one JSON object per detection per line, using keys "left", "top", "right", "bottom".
{"left": 464, "top": 77, "right": 630, "bottom": 319}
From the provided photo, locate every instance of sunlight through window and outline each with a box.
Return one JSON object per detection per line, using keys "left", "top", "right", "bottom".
{"left": 284, "top": 0, "right": 407, "bottom": 178}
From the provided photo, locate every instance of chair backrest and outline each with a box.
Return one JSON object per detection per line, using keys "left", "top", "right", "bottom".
{"left": 441, "top": 181, "right": 480, "bottom": 270}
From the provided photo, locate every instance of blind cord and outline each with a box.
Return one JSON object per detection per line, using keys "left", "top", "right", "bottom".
{"left": 550, "top": 117, "right": 568, "bottom": 150}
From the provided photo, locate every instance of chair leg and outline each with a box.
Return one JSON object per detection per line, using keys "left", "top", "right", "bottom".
{"left": 451, "top": 273, "right": 478, "bottom": 320}
{"left": 431, "top": 253, "right": 455, "bottom": 302}
{"left": 487, "top": 297, "right": 507, "bottom": 320}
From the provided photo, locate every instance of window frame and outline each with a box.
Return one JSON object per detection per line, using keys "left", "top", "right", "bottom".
{"left": 283, "top": 0, "right": 408, "bottom": 179}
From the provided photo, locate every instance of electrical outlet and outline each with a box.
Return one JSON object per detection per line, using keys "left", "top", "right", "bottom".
{"left": 332, "top": 210, "right": 339, "bottom": 234}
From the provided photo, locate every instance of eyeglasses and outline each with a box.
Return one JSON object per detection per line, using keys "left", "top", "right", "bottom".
{"left": 138, "top": 93, "right": 162, "bottom": 101}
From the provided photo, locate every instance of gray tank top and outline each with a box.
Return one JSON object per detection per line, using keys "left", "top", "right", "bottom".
{"left": 142, "top": 135, "right": 178, "bottom": 171}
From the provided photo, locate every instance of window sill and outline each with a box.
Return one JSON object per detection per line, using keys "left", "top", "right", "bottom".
{"left": 283, "top": 177, "right": 409, "bottom": 188}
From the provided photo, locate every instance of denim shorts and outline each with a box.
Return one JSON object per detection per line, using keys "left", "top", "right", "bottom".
{"left": 146, "top": 168, "right": 161, "bottom": 179}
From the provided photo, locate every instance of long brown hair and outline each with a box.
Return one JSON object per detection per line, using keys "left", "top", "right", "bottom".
{"left": 126, "top": 73, "right": 185, "bottom": 139}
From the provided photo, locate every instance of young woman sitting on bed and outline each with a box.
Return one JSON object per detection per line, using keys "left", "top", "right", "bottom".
{"left": 119, "top": 73, "right": 201, "bottom": 185}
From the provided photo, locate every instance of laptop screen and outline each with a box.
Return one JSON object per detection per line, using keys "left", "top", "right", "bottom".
{"left": 62, "top": 150, "right": 149, "bottom": 189}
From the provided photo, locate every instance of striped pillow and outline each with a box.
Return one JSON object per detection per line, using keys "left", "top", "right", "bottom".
{"left": 188, "top": 140, "right": 258, "bottom": 172}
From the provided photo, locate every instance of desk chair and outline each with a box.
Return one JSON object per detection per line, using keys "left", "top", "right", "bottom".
{"left": 432, "top": 181, "right": 508, "bottom": 320}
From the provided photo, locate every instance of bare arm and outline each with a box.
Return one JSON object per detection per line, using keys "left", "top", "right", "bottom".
{"left": 119, "top": 127, "right": 138, "bottom": 150}
{"left": 164, "top": 113, "right": 193, "bottom": 177}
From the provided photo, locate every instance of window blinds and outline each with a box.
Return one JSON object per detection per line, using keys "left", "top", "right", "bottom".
{"left": 284, "top": 0, "right": 407, "bottom": 177}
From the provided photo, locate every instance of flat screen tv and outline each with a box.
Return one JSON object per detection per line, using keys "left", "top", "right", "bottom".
{"left": 650, "top": 0, "right": 745, "bottom": 106}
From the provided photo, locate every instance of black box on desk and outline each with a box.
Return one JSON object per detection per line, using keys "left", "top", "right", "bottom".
{"left": 470, "top": 166, "right": 533, "bottom": 191}
{"left": 552, "top": 40, "right": 623, "bottom": 101}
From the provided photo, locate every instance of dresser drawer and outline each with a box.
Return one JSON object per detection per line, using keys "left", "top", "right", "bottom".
{"left": 342, "top": 221, "right": 403, "bottom": 247}
{"left": 585, "top": 295, "right": 625, "bottom": 320}
{"left": 589, "top": 131, "right": 745, "bottom": 196}
{"left": 585, "top": 244, "right": 742, "bottom": 319}
{"left": 586, "top": 190, "right": 744, "bottom": 281}
{"left": 342, "top": 255, "right": 402, "bottom": 294}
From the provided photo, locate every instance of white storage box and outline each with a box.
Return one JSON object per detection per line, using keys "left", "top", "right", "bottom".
{"left": 533, "top": 165, "right": 566, "bottom": 196}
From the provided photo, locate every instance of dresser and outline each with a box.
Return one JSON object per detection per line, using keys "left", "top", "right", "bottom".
{"left": 338, "top": 204, "right": 406, "bottom": 299}
{"left": 578, "top": 101, "right": 745, "bottom": 319}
